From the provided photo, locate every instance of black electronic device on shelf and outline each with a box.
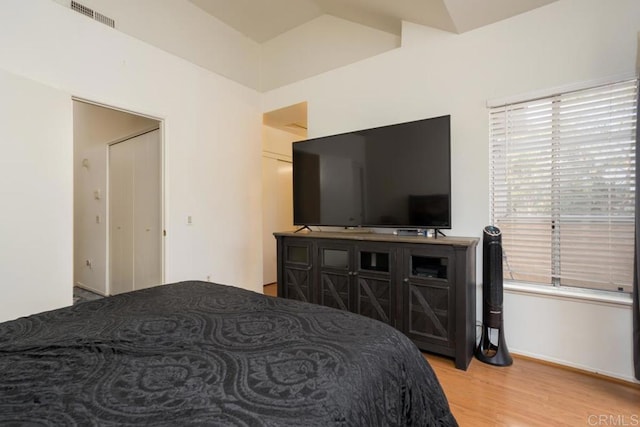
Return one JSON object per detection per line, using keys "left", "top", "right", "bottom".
{"left": 292, "top": 115, "right": 451, "bottom": 230}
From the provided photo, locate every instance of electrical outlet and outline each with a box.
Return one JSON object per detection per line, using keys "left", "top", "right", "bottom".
{"left": 85, "top": 259, "right": 92, "bottom": 268}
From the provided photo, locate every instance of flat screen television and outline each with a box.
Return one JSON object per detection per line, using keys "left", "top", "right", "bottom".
{"left": 293, "top": 115, "right": 451, "bottom": 229}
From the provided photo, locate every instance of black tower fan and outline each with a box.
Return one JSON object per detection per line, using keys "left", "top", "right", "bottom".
{"left": 476, "top": 225, "right": 513, "bottom": 366}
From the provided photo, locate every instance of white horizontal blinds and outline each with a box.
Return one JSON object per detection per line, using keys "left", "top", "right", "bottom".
{"left": 490, "top": 79, "right": 638, "bottom": 293}
{"left": 555, "top": 81, "right": 637, "bottom": 292}
{"left": 490, "top": 98, "right": 554, "bottom": 284}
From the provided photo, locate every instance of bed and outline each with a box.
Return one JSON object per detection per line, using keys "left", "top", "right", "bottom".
{"left": 0, "top": 281, "right": 457, "bottom": 426}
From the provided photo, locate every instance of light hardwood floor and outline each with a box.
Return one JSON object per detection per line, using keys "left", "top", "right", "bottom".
{"left": 263, "top": 284, "right": 640, "bottom": 426}
{"left": 426, "top": 353, "right": 639, "bottom": 426}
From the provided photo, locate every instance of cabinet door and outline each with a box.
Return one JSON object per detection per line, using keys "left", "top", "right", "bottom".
{"left": 281, "top": 240, "right": 314, "bottom": 303}
{"left": 401, "top": 246, "right": 456, "bottom": 353}
{"left": 354, "top": 244, "right": 395, "bottom": 325}
{"left": 317, "top": 243, "right": 352, "bottom": 311}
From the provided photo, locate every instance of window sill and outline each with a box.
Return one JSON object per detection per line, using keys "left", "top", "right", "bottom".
{"left": 503, "top": 281, "right": 633, "bottom": 307}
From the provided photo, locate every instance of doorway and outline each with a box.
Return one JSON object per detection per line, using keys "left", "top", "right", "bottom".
{"left": 73, "top": 100, "right": 163, "bottom": 296}
{"left": 261, "top": 102, "right": 307, "bottom": 285}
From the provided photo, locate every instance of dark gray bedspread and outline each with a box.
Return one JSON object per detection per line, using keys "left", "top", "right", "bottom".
{"left": 0, "top": 281, "right": 456, "bottom": 426}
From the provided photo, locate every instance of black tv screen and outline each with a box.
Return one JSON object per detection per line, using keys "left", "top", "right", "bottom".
{"left": 293, "top": 115, "right": 451, "bottom": 229}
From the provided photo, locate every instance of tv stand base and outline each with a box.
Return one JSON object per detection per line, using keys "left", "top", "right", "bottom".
{"left": 274, "top": 231, "right": 478, "bottom": 370}
{"left": 433, "top": 228, "right": 447, "bottom": 239}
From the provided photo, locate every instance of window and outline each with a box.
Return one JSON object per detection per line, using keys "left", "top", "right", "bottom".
{"left": 489, "top": 79, "right": 638, "bottom": 293}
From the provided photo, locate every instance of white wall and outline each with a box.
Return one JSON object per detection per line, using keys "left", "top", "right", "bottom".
{"left": 262, "top": 0, "right": 640, "bottom": 382}
{"left": 73, "top": 102, "right": 158, "bottom": 295}
{"left": 262, "top": 125, "right": 299, "bottom": 159}
{"left": 50, "top": 1, "right": 400, "bottom": 92}
{"left": 50, "top": 0, "right": 261, "bottom": 90}
{"left": 505, "top": 289, "right": 635, "bottom": 381}
{"left": 261, "top": 14, "right": 400, "bottom": 92}
{"left": 0, "top": 68, "right": 72, "bottom": 321}
{"left": 0, "top": 0, "right": 263, "bottom": 322}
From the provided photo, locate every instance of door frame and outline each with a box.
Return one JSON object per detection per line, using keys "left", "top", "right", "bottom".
{"left": 73, "top": 97, "right": 165, "bottom": 296}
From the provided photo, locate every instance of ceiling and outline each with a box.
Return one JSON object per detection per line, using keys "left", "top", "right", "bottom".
{"left": 188, "top": 0, "right": 558, "bottom": 43}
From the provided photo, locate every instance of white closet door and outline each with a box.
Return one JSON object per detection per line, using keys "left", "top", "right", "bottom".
{"left": 109, "top": 140, "right": 135, "bottom": 295}
{"left": 133, "top": 130, "right": 161, "bottom": 290}
{"left": 109, "top": 129, "right": 161, "bottom": 295}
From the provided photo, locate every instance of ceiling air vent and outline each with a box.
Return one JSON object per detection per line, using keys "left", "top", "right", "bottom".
{"left": 71, "top": 1, "right": 115, "bottom": 28}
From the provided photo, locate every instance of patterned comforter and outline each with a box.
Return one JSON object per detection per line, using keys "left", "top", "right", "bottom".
{"left": 0, "top": 281, "right": 456, "bottom": 426}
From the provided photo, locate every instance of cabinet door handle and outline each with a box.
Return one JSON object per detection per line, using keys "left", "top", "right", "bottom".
{"left": 403, "top": 278, "right": 409, "bottom": 283}
{"left": 352, "top": 271, "right": 358, "bottom": 276}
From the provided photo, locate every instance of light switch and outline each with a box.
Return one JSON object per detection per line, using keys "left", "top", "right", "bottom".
{"left": 187, "top": 216, "right": 193, "bottom": 225}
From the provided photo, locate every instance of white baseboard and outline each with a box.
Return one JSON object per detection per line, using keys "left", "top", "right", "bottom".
{"left": 74, "top": 282, "right": 107, "bottom": 297}
{"left": 510, "top": 349, "right": 640, "bottom": 385}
